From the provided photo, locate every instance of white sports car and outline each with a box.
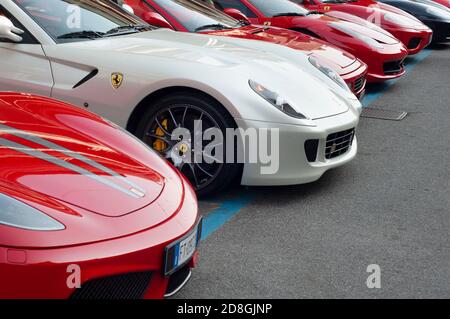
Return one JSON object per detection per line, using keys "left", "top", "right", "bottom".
{"left": 0, "top": 0, "right": 361, "bottom": 196}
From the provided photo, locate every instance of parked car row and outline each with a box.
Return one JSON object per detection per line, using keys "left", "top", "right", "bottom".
{"left": 0, "top": 0, "right": 447, "bottom": 299}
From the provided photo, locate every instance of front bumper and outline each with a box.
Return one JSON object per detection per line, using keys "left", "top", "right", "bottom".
{"left": 365, "top": 44, "right": 408, "bottom": 82}
{"left": 339, "top": 60, "right": 368, "bottom": 99}
{"left": 0, "top": 179, "right": 200, "bottom": 299}
{"left": 425, "top": 20, "right": 450, "bottom": 43}
{"left": 390, "top": 28, "right": 433, "bottom": 55}
{"left": 236, "top": 109, "right": 359, "bottom": 186}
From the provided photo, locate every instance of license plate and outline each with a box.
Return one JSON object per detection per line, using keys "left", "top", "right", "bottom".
{"left": 164, "top": 218, "right": 202, "bottom": 276}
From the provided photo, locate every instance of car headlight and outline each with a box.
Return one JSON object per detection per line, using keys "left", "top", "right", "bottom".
{"left": 330, "top": 23, "right": 384, "bottom": 49}
{"left": 0, "top": 193, "right": 65, "bottom": 231}
{"left": 425, "top": 6, "right": 450, "bottom": 19}
{"left": 384, "top": 13, "right": 414, "bottom": 27}
{"left": 249, "top": 80, "right": 308, "bottom": 119}
{"left": 308, "top": 56, "right": 350, "bottom": 93}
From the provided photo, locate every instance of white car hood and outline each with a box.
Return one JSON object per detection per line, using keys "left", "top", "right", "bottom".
{"left": 48, "top": 29, "right": 352, "bottom": 120}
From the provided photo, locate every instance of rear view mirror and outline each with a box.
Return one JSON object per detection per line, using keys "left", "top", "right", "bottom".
{"left": 0, "top": 16, "right": 24, "bottom": 42}
{"left": 142, "top": 12, "right": 174, "bottom": 30}
{"left": 223, "top": 8, "right": 251, "bottom": 24}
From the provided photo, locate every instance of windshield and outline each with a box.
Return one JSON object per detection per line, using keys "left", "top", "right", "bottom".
{"left": 247, "top": 0, "right": 309, "bottom": 17}
{"left": 13, "top": 0, "right": 148, "bottom": 42}
{"left": 152, "top": 0, "right": 238, "bottom": 32}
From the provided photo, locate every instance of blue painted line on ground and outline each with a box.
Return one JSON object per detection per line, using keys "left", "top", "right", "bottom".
{"left": 201, "top": 193, "right": 254, "bottom": 240}
{"left": 200, "top": 48, "right": 433, "bottom": 241}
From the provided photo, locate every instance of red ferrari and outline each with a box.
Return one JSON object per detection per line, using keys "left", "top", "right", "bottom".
{"left": 126, "top": 0, "right": 368, "bottom": 97}
{"left": 0, "top": 92, "right": 201, "bottom": 299}
{"left": 203, "top": 0, "right": 409, "bottom": 82}
{"left": 291, "top": 0, "right": 433, "bottom": 55}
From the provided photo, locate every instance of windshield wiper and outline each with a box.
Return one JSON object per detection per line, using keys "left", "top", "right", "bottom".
{"left": 306, "top": 10, "right": 321, "bottom": 15}
{"left": 272, "top": 12, "right": 306, "bottom": 17}
{"left": 105, "top": 24, "right": 155, "bottom": 36}
{"left": 57, "top": 30, "right": 105, "bottom": 39}
{"left": 194, "top": 24, "right": 232, "bottom": 32}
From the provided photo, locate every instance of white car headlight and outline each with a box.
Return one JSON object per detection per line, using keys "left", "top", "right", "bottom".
{"left": 249, "top": 80, "right": 308, "bottom": 119}
{"left": 308, "top": 56, "right": 350, "bottom": 93}
{"left": 331, "top": 23, "right": 384, "bottom": 49}
{"left": 384, "top": 13, "right": 414, "bottom": 27}
{"left": 426, "top": 6, "right": 450, "bottom": 18}
{"left": 0, "top": 193, "right": 65, "bottom": 231}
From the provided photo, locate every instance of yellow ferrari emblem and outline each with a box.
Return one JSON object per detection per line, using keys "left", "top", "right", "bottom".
{"left": 324, "top": 6, "right": 331, "bottom": 10}
{"left": 179, "top": 143, "right": 189, "bottom": 154}
{"left": 263, "top": 21, "right": 271, "bottom": 26}
{"left": 111, "top": 72, "right": 123, "bottom": 89}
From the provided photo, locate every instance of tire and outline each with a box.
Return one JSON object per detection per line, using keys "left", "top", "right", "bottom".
{"left": 135, "top": 91, "right": 242, "bottom": 198}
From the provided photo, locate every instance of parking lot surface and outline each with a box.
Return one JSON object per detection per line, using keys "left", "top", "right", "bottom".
{"left": 176, "top": 44, "right": 450, "bottom": 299}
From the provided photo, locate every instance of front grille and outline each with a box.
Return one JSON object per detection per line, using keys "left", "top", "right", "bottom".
{"left": 383, "top": 60, "right": 404, "bottom": 75}
{"left": 353, "top": 75, "right": 366, "bottom": 93}
{"left": 70, "top": 271, "right": 152, "bottom": 299}
{"left": 325, "top": 128, "right": 355, "bottom": 160}
{"left": 304, "top": 139, "right": 319, "bottom": 162}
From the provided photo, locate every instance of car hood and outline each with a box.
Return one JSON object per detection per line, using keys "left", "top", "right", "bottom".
{"left": 205, "top": 25, "right": 357, "bottom": 70}
{"left": 0, "top": 94, "right": 165, "bottom": 218}
{"left": 324, "top": 4, "right": 428, "bottom": 29}
{"left": 46, "top": 29, "right": 353, "bottom": 119}
{"left": 290, "top": 14, "right": 399, "bottom": 44}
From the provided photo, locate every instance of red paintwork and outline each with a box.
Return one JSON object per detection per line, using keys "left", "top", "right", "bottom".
{"left": 126, "top": 0, "right": 367, "bottom": 97}
{"left": 193, "top": 0, "right": 409, "bottom": 82}
{"left": 296, "top": 0, "right": 432, "bottom": 54}
{"left": 0, "top": 92, "right": 199, "bottom": 299}
{"left": 431, "top": 0, "right": 450, "bottom": 8}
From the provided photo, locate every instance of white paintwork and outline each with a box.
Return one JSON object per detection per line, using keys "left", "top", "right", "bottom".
{"left": 0, "top": 0, "right": 361, "bottom": 186}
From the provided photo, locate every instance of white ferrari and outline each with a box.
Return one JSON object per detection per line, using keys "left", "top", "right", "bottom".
{"left": 0, "top": 0, "right": 361, "bottom": 196}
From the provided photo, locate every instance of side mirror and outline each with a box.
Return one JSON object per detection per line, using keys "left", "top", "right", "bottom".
{"left": 121, "top": 4, "right": 135, "bottom": 14}
{"left": 223, "top": 8, "right": 251, "bottom": 24}
{"left": 0, "top": 16, "right": 24, "bottom": 42}
{"left": 142, "top": 12, "right": 174, "bottom": 30}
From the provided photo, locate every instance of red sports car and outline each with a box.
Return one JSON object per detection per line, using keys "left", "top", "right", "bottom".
{"left": 126, "top": 0, "right": 367, "bottom": 97}
{"left": 204, "top": 0, "right": 409, "bottom": 82}
{"left": 0, "top": 92, "right": 201, "bottom": 299}
{"left": 292, "top": 0, "right": 433, "bottom": 55}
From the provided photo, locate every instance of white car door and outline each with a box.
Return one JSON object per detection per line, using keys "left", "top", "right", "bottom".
{"left": 0, "top": 8, "right": 53, "bottom": 96}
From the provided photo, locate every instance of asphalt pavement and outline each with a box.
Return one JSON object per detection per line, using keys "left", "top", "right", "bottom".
{"left": 176, "top": 44, "right": 450, "bottom": 299}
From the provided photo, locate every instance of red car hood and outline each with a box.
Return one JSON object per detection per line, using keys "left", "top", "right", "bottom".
{"left": 321, "top": 4, "right": 428, "bottom": 30}
{"left": 205, "top": 25, "right": 357, "bottom": 69}
{"left": 0, "top": 93, "right": 193, "bottom": 248}
{"left": 0, "top": 97, "right": 163, "bottom": 217}
{"left": 288, "top": 14, "right": 399, "bottom": 44}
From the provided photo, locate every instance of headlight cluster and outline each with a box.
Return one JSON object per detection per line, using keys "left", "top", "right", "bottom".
{"left": 249, "top": 80, "right": 307, "bottom": 119}
{"left": 330, "top": 23, "right": 384, "bottom": 49}
{"left": 425, "top": 6, "right": 450, "bottom": 19}
{"left": 0, "top": 193, "right": 65, "bottom": 231}
{"left": 308, "top": 56, "right": 350, "bottom": 93}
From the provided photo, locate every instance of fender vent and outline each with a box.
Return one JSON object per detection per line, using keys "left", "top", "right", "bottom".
{"left": 73, "top": 69, "right": 98, "bottom": 89}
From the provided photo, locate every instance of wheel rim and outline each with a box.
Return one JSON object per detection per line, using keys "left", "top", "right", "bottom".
{"left": 142, "top": 104, "right": 224, "bottom": 191}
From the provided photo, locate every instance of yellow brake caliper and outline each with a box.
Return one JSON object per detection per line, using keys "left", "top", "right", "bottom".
{"left": 153, "top": 118, "right": 168, "bottom": 152}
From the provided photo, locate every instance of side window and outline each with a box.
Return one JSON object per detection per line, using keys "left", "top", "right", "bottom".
{"left": 0, "top": 5, "right": 38, "bottom": 44}
{"left": 212, "top": 0, "right": 258, "bottom": 18}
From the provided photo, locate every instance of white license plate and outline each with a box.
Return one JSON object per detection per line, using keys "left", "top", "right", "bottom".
{"left": 174, "top": 229, "right": 197, "bottom": 268}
